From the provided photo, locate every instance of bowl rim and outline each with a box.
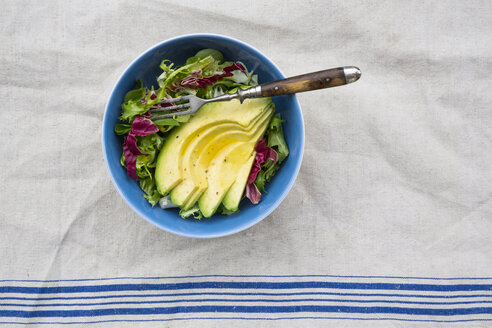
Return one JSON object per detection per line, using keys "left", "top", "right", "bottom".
{"left": 102, "top": 33, "right": 305, "bottom": 238}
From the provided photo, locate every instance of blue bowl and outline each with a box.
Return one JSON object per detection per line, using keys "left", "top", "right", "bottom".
{"left": 102, "top": 34, "right": 305, "bottom": 238}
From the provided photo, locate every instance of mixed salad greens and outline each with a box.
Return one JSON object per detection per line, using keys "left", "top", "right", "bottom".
{"left": 115, "top": 48, "right": 289, "bottom": 218}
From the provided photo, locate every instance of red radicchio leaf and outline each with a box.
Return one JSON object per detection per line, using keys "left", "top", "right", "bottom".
{"left": 160, "top": 101, "right": 175, "bottom": 108}
{"left": 223, "top": 62, "right": 245, "bottom": 74}
{"left": 247, "top": 163, "right": 262, "bottom": 184}
{"left": 255, "top": 138, "right": 278, "bottom": 163}
{"left": 124, "top": 132, "right": 141, "bottom": 155}
{"left": 245, "top": 182, "right": 262, "bottom": 205}
{"left": 123, "top": 133, "right": 140, "bottom": 180}
{"left": 178, "top": 62, "right": 247, "bottom": 90}
{"left": 131, "top": 116, "right": 159, "bottom": 136}
{"left": 122, "top": 116, "right": 159, "bottom": 180}
{"left": 247, "top": 139, "right": 278, "bottom": 184}
{"left": 268, "top": 148, "right": 278, "bottom": 163}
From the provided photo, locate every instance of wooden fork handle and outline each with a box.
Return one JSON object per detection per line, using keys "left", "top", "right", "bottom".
{"left": 259, "top": 66, "right": 361, "bottom": 97}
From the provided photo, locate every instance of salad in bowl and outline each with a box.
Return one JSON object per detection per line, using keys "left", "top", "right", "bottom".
{"left": 115, "top": 48, "right": 289, "bottom": 219}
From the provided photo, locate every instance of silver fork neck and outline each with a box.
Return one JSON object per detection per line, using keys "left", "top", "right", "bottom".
{"left": 207, "top": 93, "right": 237, "bottom": 103}
{"left": 206, "top": 85, "right": 262, "bottom": 104}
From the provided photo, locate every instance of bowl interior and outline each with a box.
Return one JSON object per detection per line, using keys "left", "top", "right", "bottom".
{"left": 103, "top": 34, "right": 304, "bottom": 238}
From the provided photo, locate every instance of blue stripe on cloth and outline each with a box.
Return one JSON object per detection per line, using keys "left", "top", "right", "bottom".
{"left": 1, "top": 282, "right": 491, "bottom": 294}
{"left": 1, "top": 291, "right": 491, "bottom": 301}
{"left": 0, "top": 305, "right": 491, "bottom": 318}
{"left": 1, "top": 298, "right": 492, "bottom": 307}
{"left": 0, "top": 274, "right": 491, "bottom": 283}
{"left": 0, "top": 317, "right": 492, "bottom": 325}
{"left": 1, "top": 277, "right": 490, "bottom": 323}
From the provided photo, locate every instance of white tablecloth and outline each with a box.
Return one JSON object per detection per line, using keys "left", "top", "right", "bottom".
{"left": 1, "top": 0, "right": 491, "bottom": 326}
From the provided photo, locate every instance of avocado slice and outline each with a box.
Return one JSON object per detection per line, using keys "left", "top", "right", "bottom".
{"left": 198, "top": 113, "right": 272, "bottom": 217}
{"left": 155, "top": 98, "right": 272, "bottom": 195}
{"left": 222, "top": 150, "right": 256, "bottom": 212}
{"left": 176, "top": 109, "right": 274, "bottom": 210}
{"left": 169, "top": 123, "right": 238, "bottom": 207}
{"left": 198, "top": 142, "right": 253, "bottom": 217}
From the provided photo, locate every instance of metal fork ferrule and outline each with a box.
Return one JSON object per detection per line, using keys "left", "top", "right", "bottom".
{"left": 237, "top": 85, "right": 262, "bottom": 103}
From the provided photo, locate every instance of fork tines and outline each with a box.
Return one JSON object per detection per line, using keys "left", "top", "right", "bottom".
{"left": 149, "top": 96, "right": 191, "bottom": 120}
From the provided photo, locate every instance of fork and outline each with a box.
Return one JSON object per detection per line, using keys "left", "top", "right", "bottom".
{"left": 149, "top": 66, "right": 361, "bottom": 120}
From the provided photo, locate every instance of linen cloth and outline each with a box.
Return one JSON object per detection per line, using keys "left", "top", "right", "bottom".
{"left": 1, "top": 0, "right": 491, "bottom": 326}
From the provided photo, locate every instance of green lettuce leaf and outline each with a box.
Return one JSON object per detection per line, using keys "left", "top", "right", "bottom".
{"left": 185, "top": 56, "right": 200, "bottom": 65}
{"left": 253, "top": 114, "right": 289, "bottom": 193}
{"left": 152, "top": 118, "right": 181, "bottom": 126}
{"left": 157, "top": 56, "right": 215, "bottom": 91}
{"left": 139, "top": 178, "right": 162, "bottom": 207}
{"left": 179, "top": 204, "right": 203, "bottom": 219}
{"left": 139, "top": 177, "right": 155, "bottom": 195}
{"left": 114, "top": 124, "right": 132, "bottom": 135}
{"left": 120, "top": 153, "right": 126, "bottom": 167}
{"left": 175, "top": 115, "right": 191, "bottom": 123}
{"left": 120, "top": 100, "right": 148, "bottom": 122}
{"left": 157, "top": 60, "right": 175, "bottom": 84}
{"left": 134, "top": 133, "right": 164, "bottom": 179}
{"left": 255, "top": 162, "right": 280, "bottom": 193}
{"left": 217, "top": 204, "right": 238, "bottom": 215}
{"left": 267, "top": 114, "right": 289, "bottom": 163}
{"left": 119, "top": 80, "right": 151, "bottom": 122}
{"left": 152, "top": 115, "right": 191, "bottom": 133}
{"left": 144, "top": 190, "right": 161, "bottom": 207}
{"left": 123, "top": 79, "right": 145, "bottom": 102}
